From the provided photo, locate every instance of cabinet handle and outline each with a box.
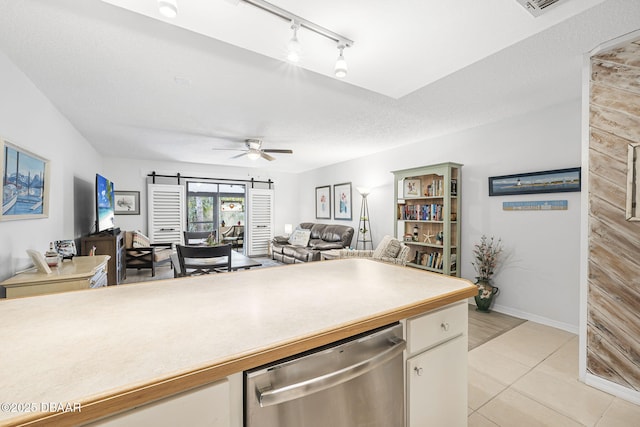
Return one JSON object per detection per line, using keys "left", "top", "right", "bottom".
{"left": 441, "top": 322, "right": 450, "bottom": 332}
{"left": 258, "top": 338, "right": 406, "bottom": 407}
{"left": 414, "top": 366, "right": 424, "bottom": 376}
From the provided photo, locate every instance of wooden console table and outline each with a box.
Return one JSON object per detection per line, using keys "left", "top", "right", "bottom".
{"left": 0, "top": 255, "right": 110, "bottom": 299}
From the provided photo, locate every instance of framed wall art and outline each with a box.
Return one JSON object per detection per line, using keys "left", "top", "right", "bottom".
{"left": 333, "top": 182, "right": 352, "bottom": 220}
{"left": 114, "top": 190, "right": 140, "bottom": 215}
{"left": 1, "top": 139, "right": 50, "bottom": 221}
{"left": 489, "top": 167, "right": 581, "bottom": 196}
{"left": 315, "top": 185, "right": 331, "bottom": 219}
{"left": 403, "top": 178, "right": 421, "bottom": 198}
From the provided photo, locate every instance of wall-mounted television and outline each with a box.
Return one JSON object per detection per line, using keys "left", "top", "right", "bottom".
{"left": 95, "top": 173, "right": 115, "bottom": 233}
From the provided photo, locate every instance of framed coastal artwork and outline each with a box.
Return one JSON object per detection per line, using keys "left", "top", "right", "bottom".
{"left": 315, "top": 185, "right": 331, "bottom": 219}
{"left": 333, "top": 182, "right": 352, "bottom": 220}
{"left": 1, "top": 139, "right": 50, "bottom": 221}
{"left": 114, "top": 190, "right": 140, "bottom": 215}
{"left": 488, "top": 167, "right": 581, "bottom": 196}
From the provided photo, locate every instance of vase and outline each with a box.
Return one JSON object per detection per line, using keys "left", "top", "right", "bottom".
{"left": 474, "top": 280, "right": 499, "bottom": 313}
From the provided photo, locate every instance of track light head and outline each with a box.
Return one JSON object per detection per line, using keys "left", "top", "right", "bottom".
{"left": 158, "top": 0, "right": 178, "bottom": 18}
{"left": 286, "top": 21, "right": 302, "bottom": 63}
{"left": 334, "top": 44, "right": 348, "bottom": 78}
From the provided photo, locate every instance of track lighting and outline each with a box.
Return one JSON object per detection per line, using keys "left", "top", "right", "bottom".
{"left": 158, "top": 0, "right": 178, "bottom": 18}
{"left": 286, "top": 21, "right": 302, "bottom": 63}
{"left": 236, "top": 0, "right": 354, "bottom": 75}
{"left": 334, "top": 44, "right": 348, "bottom": 78}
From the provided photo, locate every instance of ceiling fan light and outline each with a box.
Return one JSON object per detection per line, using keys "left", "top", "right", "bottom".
{"left": 158, "top": 0, "right": 178, "bottom": 18}
{"left": 334, "top": 46, "right": 347, "bottom": 78}
{"left": 247, "top": 150, "right": 261, "bottom": 160}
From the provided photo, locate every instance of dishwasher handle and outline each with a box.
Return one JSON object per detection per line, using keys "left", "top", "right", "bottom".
{"left": 258, "top": 337, "right": 406, "bottom": 408}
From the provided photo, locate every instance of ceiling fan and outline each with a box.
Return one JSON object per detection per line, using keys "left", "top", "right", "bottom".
{"left": 214, "top": 138, "right": 293, "bottom": 161}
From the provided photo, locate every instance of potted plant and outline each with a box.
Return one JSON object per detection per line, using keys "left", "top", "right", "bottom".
{"left": 471, "top": 235, "right": 503, "bottom": 312}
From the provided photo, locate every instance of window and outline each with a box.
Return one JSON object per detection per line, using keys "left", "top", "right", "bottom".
{"left": 186, "top": 182, "right": 245, "bottom": 233}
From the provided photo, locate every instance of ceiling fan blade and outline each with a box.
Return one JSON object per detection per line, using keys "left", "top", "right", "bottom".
{"left": 260, "top": 152, "right": 276, "bottom": 161}
{"left": 212, "top": 148, "right": 244, "bottom": 152}
{"left": 230, "top": 152, "right": 248, "bottom": 159}
{"left": 262, "top": 149, "right": 293, "bottom": 154}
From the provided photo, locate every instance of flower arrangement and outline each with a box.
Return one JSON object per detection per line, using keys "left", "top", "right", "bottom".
{"left": 472, "top": 235, "right": 503, "bottom": 311}
{"left": 471, "top": 235, "right": 503, "bottom": 283}
{"left": 206, "top": 232, "right": 218, "bottom": 246}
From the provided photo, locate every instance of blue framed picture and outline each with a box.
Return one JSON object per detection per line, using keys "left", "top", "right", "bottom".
{"left": 489, "top": 167, "right": 581, "bottom": 196}
{"left": 1, "top": 139, "right": 50, "bottom": 220}
{"left": 333, "top": 182, "right": 352, "bottom": 220}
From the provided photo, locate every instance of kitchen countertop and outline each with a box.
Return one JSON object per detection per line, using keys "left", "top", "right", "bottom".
{"left": 0, "top": 259, "right": 476, "bottom": 426}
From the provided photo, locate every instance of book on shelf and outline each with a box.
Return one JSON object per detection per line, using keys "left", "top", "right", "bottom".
{"left": 415, "top": 250, "right": 444, "bottom": 270}
{"left": 401, "top": 203, "right": 443, "bottom": 221}
{"left": 425, "top": 178, "right": 445, "bottom": 197}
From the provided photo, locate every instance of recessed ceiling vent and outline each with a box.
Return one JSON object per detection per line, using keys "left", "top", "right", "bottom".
{"left": 516, "top": 0, "right": 564, "bottom": 17}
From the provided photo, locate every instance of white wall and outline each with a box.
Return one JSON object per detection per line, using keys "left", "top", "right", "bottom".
{"left": 298, "top": 100, "right": 582, "bottom": 332}
{"left": 0, "top": 41, "right": 582, "bottom": 331}
{"left": 0, "top": 52, "right": 102, "bottom": 282}
{"left": 102, "top": 157, "right": 299, "bottom": 237}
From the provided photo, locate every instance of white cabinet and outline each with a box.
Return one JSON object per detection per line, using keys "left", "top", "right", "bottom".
{"left": 405, "top": 302, "right": 468, "bottom": 427}
{"left": 84, "top": 379, "right": 230, "bottom": 427}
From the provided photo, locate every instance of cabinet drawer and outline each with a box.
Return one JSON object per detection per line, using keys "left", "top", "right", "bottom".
{"left": 407, "top": 302, "right": 466, "bottom": 355}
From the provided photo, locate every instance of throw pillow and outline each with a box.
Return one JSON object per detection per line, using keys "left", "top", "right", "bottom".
{"left": 288, "top": 229, "right": 311, "bottom": 247}
{"left": 382, "top": 239, "right": 402, "bottom": 258}
{"left": 132, "top": 231, "right": 150, "bottom": 248}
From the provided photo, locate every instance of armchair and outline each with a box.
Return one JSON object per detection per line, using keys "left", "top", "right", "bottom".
{"left": 336, "top": 235, "right": 410, "bottom": 266}
{"left": 184, "top": 230, "right": 216, "bottom": 246}
{"left": 221, "top": 225, "right": 244, "bottom": 251}
{"left": 124, "top": 231, "right": 173, "bottom": 277}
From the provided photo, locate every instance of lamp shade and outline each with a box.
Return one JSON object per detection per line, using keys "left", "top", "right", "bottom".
{"left": 284, "top": 224, "right": 293, "bottom": 235}
{"left": 334, "top": 53, "right": 348, "bottom": 78}
{"left": 287, "top": 35, "right": 301, "bottom": 63}
{"left": 158, "top": 0, "right": 178, "bottom": 18}
{"left": 357, "top": 187, "right": 370, "bottom": 197}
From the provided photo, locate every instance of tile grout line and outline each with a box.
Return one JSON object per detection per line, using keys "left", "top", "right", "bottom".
{"left": 469, "top": 329, "right": 587, "bottom": 426}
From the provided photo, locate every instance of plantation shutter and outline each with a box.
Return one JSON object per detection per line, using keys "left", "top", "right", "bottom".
{"left": 147, "top": 184, "right": 185, "bottom": 245}
{"left": 246, "top": 188, "right": 274, "bottom": 256}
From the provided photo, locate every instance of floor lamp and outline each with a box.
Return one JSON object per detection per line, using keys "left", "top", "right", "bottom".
{"left": 355, "top": 187, "right": 373, "bottom": 250}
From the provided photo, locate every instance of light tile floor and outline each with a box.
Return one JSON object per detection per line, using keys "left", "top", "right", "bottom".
{"left": 468, "top": 321, "right": 640, "bottom": 426}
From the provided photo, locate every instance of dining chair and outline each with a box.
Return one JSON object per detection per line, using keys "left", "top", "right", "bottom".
{"left": 175, "top": 244, "right": 232, "bottom": 276}
{"left": 183, "top": 230, "right": 216, "bottom": 246}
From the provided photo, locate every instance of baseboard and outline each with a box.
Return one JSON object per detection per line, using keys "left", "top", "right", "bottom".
{"left": 467, "top": 298, "right": 579, "bottom": 334}
{"left": 585, "top": 373, "right": 640, "bottom": 405}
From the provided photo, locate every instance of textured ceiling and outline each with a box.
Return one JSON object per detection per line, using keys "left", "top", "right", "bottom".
{"left": 0, "top": 0, "right": 638, "bottom": 173}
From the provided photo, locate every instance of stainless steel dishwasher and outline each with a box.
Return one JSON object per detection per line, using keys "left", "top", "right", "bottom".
{"left": 244, "top": 323, "right": 405, "bottom": 427}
